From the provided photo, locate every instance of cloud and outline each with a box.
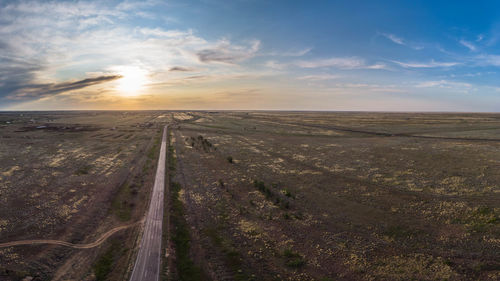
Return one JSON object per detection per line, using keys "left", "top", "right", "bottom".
{"left": 392, "top": 60, "right": 460, "bottom": 68}
{"left": 295, "top": 57, "right": 386, "bottom": 69}
{"left": 0, "top": 55, "right": 44, "bottom": 99}
{"left": 382, "top": 33, "right": 404, "bottom": 45}
{"left": 169, "top": 66, "right": 193, "bottom": 72}
{"left": 265, "top": 57, "right": 387, "bottom": 70}
{"left": 0, "top": 1, "right": 267, "bottom": 105}
{"left": 414, "top": 80, "right": 472, "bottom": 89}
{"left": 296, "top": 57, "right": 363, "bottom": 68}
{"left": 459, "top": 39, "right": 476, "bottom": 51}
{"left": 7, "top": 75, "right": 122, "bottom": 100}
{"left": 197, "top": 39, "right": 260, "bottom": 64}
{"left": 264, "top": 60, "right": 286, "bottom": 70}
{"left": 380, "top": 32, "right": 425, "bottom": 50}
{"left": 364, "top": 64, "right": 387, "bottom": 69}
{"left": 297, "top": 74, "right": 340, "bottom": 81}
{"left": 475, "top": 55, "right": 500, "bottom": 66}
{"left": 139, "top": 28, "right": 194, "bottom": 38}
{"left": 266, "top": 47, "right": 312, "bottom": 57}
{"left": 326, "top": 83, "right": 406, "bottom": 94}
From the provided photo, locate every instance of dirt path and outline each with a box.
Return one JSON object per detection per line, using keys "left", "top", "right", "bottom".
{"left": 0, "top": 220, "right": 142, "bottom": 249}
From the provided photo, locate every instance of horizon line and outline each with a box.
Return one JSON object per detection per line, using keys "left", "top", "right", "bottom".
{"left": 0, "top": 109, "right": 499, "bottom": 114}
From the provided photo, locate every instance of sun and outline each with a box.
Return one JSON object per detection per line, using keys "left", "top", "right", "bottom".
{"left": 115, "top": 66, "right": 149, "bottom": 96}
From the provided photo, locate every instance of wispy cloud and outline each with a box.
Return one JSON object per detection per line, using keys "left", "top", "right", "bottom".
{"left": 266, "top": 47, "right": 312, "bottom": 57}
{"left": 475, "top": 54, "right": 500, "bottom": 66}
{"left": 296, "top": 57, "right": 364, "bottom": 68}
{"left": 392, "top": 60, "right": 460, "bottom": 68}
{"left": 380, "top": 32, "right": 425, "bottom": 50}
{"left": 459, "top": 39, "right": 476, "bottom": 51}
{"left": 327, "top": 83, "right": 406, "bottom": 94}
{"left": 197, "top": 39, "right": 260, "bottom": 64}
{"left": 0, "top": 1, "right": 267, "bottom": 103}
{"left": 264, "top": 60, "right": 286, "bottom": 70}
{"left": 264, "top": 57, "right": 386, "bottom": 70}
{"left": 414, "top": 80, "right": 472, "bottom": 89}
{"left": 297, "top": 74, "right": 340, "bottom": 81}
{"left": 139, "top": 28, "right": 195, "bottom": 38}
{"left": 295, "top": 57, "right": 386, "bottom": 69}
{"left": 382, "top": 33, "right": 404, "bottom": 45}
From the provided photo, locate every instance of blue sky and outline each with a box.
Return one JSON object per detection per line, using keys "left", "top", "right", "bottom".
{"left": 1, "top": 0, "right": 500, "bottom": 111}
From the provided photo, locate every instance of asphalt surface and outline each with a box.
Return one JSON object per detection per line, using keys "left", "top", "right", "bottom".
{"left": 130, "top": 125, "right": 168, "bottom": 281}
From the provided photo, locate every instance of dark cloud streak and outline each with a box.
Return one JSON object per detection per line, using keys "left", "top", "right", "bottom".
{"left": 0, "top": 55, "right": 44, "bottom": 103}
{"left": 6, "top": 75, "right": 122, "bottom": 100}
{"left": 169, "top": 66, "right": 192, "bottom": 71}
{"left": 197, "top": 49, "right": 240, "bottom": 63}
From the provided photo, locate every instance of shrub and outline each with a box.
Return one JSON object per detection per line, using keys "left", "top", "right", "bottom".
{"left": 283, "top": 248, "right": 306, "bottom": 268}
{"left": 283, "top": 189, "right": 294, "bottom": 198}
{"left": 75, "top": 165, "right": 91, "bottom": 175}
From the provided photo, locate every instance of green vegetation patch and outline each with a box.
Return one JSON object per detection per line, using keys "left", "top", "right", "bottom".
{"left": 187, "top": 135, "right": 214, "bottom": 152}
{"left": 283, "top": 248, "right": 306, "bottom": 268}
{"left": 204, "top": 225, "right": 252, "bottom": 281}
{"left": 93, "top": 239, "right": 127, "bottom": 281}
{"left": 75, "top": 165, "right": 92, "bottom": 175}
{"left": 147, "top": 134, "right": 161, "bottom": 160}
{"left": 168, "top": 144, "right": 176, "bottom": 171}
{"left": 171, "top": 181, "right": 207, "bottom": 281}
{"left": 111, "top": 183, "right": 132, "bottom": 221}
{"left": 254, "top": 180, "right": 292, "bottom": 210}
{"left": 253, "top": 180, "right": 273, "bottom": 199}
{"left": 468, "top": 206, "right": 499, "bottom": 233}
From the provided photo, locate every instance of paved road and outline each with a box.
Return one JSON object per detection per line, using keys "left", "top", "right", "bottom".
{"left": 130, "top": 125, "right": 168, "bottom": 281}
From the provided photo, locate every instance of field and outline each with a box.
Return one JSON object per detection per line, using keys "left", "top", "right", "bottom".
{"left": 0, "top": 111, "right": 169, "bottom": 280}
{"left": 1, "top": 111, "right": 499, "bottom": 280}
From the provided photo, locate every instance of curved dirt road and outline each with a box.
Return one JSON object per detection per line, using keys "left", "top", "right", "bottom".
{"left": 0, "top": 220, "right": 142, "bottom": 249}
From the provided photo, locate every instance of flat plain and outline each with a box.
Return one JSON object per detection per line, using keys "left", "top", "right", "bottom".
{"left": 0, "top": 111, "right": 168, "bottom": 280}
{"left": 0, "top": 111, "right": 499, "bottom": 280}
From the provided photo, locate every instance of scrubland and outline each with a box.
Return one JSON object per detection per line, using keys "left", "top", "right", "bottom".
{"left": 0, "top": 111, "right": 499, "bottom": 280}
{"left": 168, "top": 111, "right": 499, "bottom": 281}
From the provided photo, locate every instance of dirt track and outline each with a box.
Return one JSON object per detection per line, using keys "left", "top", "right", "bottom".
{"left": 0, "top": 220, "right": 142, "bottom": 249}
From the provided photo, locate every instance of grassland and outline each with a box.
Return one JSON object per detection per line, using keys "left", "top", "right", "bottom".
{"left": 0, "top": 111, "right": 170, "bottom": 280}
{"left": 167, "top": 111, "right": 499, "bottom": 281}
{"left": 0, "top": 111, "right": 499, "bottom": 280}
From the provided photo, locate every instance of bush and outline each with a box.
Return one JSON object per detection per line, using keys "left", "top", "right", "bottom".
{"left": 283, "top": 248, "right": 306, "bottom": 268}
{"left": 253, "top": 180, "right": 266, "bottom": 192}
{"left": 283, "top": 189, "right": 294, "bottom": 198}
{"left": 227, "top": 156, "right": 233, "bottom": 163}
{"left": 75, "top": 165, "right": 91, "bottom": 175}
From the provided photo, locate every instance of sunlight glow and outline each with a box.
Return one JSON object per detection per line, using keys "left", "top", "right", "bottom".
{"left": 115, "top": 66, "right": 150, "bottom": 96}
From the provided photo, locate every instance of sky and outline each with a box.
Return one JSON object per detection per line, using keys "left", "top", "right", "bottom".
{"left": 1, "top": 0, "right": 500, "bottom": 111}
